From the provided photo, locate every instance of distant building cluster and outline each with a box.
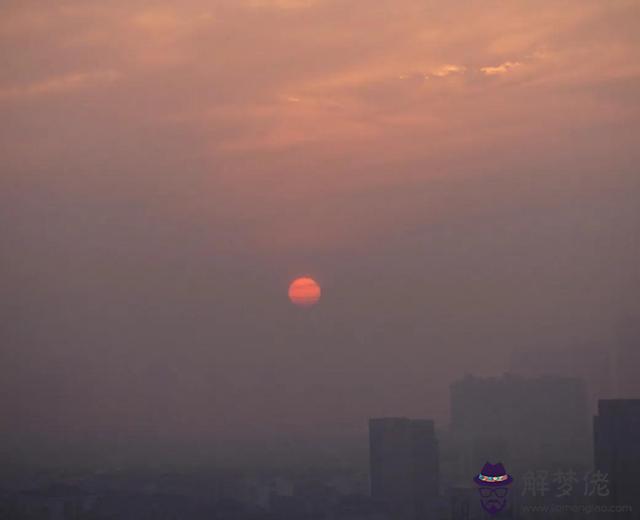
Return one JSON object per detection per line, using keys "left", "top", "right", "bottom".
{"left": 367, "top": 371, "right": 639, "bottom": 520}
{"left": 2, "top": 336, "right": 639, "bottom": 519}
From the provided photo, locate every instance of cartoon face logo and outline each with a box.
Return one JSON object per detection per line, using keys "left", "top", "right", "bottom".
{"left": 473, "top": 462, "right": 513, "bottom": 515}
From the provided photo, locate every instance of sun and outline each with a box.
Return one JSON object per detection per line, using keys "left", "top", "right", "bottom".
{"left": 288, "top": 277, "right": 321, "bottom": 307}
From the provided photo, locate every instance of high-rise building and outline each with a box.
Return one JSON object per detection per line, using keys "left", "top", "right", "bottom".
{"left": 368, "top": 417, "right": 439, "bottom": 520}
{"left": 510, "top": 343, "right": 613, "bottom": 413}
{"left": 594, "top": 399, "right": 640, "bottom": 518}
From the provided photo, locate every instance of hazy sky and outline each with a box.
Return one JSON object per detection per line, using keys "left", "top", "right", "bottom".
{"left": 1, "top": 0, "right": 639, "bottom": 463}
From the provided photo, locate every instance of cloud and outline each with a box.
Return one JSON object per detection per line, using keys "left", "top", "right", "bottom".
{"left": 480, "top": 61, "right": 522, "bottom": 75}
{"left": 430, "top": 64, "right": 467, "bottom": 77}
{"left": 2, "top": 0, "right": 640, "bottom": 230}
{"left": 0, "top": 70, "right": 120, "bottom": 100}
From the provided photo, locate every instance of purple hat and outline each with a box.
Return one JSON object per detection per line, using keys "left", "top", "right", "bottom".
{"left": 473, "top": 462, "right": 513, "bottom": 486}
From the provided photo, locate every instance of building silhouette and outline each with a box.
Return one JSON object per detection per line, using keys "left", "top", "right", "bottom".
{"left": 368, "top": 418, "right": 439, "bottom": 520}
{"left": 510, "top": 343, "right": 613, "bottom": 414}
{"left": 594, "top": 399, "right": 640, "bottom": 519}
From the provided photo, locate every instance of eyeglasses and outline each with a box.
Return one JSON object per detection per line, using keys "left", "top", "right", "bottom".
{"left": 479, "top": 487, "right": 509, "bottom": 498}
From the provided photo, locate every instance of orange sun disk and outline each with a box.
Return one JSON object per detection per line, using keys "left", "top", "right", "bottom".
{"left": 288, "top": 277, "right": 321, "bottom": 307}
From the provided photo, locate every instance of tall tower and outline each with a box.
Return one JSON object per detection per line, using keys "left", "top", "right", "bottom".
{"left": 369, "top": 417, "right": 439, "bottom": 520}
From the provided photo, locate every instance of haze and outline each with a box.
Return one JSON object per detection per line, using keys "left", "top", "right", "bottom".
{"left": 1, "top": 0, "right": 639, "bottom": 467}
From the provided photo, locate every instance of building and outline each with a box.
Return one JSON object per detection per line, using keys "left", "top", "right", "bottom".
{"left": 510, "top": 343, "right": 613, "bottom": 414}
{"left": 594, "top": 399, "right": 640, "bottom": 518}
{"left": 368, "top": 417, "right": 438, "bottom": 520}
